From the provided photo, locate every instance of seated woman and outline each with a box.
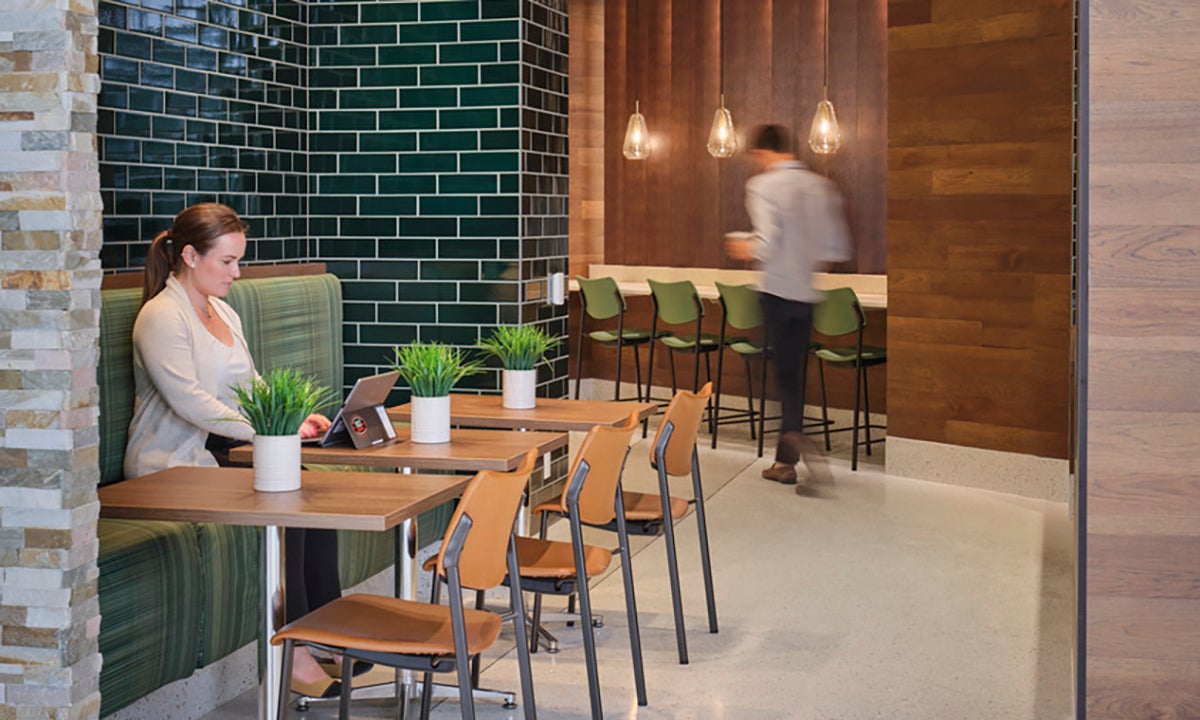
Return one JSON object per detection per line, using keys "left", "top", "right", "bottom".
{"left": 124, "top": 202, "right": 350, "bottom": 697}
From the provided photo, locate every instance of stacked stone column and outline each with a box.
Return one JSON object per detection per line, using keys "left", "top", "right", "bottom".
{"left": 1, "top": 0, "right": 103, "bottom": 718}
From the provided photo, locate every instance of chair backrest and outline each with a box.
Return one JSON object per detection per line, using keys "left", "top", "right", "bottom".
{"left": 715, "top": 282, "right": 762, "bottom": 331}
{"left": 435, "top": 450, "right": 537, "bottom": 590}
{"left": 649, "top": 278, "right": 703, "bottom": 325}
{"left": 652, "top": 383, "right": 713, "bottom": 476}
{"left": 560, "top": 412, "right": 639, "bottom": 526}
{"left": 576, "top": 276, "right": 624, "bottom": 321}
{"left": 813, "top": 287, "right": 864, "bottom": 338}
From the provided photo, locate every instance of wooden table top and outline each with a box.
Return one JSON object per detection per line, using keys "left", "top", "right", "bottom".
{"left": 98, "top": 467, "right": 471, "bottom": 531}
{"left": 387, "top": 394, "right": 658, "bottom": 432}
{"left": 229, "top": 426, "right": 568, "bottom": 471}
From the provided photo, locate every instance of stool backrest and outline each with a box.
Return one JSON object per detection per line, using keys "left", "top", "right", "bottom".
{"left": 813, "top": 287, "right": 864, "bottom": 338}
{"left": 576, "top": 276, "right": 624, "bottom": 320}
{"left": 649, "top": 278, "right": 702, "bottom": 325}
{"left": 652, "top": 382, "right": 713, "bottom": 476}
{"left": 434, "top": 449, "right": 537, "bottom": 590}
{"left": 715, "top": 281, "right": 762, "bottom": 331}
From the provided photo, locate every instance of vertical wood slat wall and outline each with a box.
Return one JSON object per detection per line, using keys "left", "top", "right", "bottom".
{"left": 886, "top": 0, "right": 1075, "bottom": 459}
{"left": 600, "top": 0, "right": 887, "bottom": 275}
{"left": 1085, "top": 0, "right": 1200, "bottom": 716}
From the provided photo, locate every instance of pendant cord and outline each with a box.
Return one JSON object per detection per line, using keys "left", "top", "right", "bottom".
{"left": 822, "top": 0, "right": 830, "bottom": 99}
{"left": 718, "top": 0, "right": 724, "bottom": 98}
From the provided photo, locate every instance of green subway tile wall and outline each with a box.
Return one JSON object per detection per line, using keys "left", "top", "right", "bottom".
{"left": 98, "top": 0, "right": 570, "bottom": 418}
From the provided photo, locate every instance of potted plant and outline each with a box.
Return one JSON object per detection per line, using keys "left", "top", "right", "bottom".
{"left": 391, "top": 341, "right": 483, "bottom": 443}
{"left": 479, "top": 325, "right": 560, "bottom": 410}
{"left": 228, "top": 368, "right": 336, "bottom": 492}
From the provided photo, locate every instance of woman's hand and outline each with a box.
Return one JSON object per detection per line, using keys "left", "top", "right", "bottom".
{"left": 299, "top": 413, "right": 332, "bottom": 439}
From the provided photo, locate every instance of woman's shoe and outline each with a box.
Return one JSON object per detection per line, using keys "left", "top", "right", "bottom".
{"left": 290, "top": 675, "right": 341, "bottom": 699}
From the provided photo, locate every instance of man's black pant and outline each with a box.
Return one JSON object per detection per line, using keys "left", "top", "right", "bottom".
{"left": 760, "top": 292, "right": 813, "bottom": 465}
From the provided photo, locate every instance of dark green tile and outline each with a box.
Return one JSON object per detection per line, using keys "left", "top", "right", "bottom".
{"left": 481, "top": 261, "right": 518, "bottom": 280}
{"left": 480, "top": 196, "right": 519, "bottom": 215}
{"left": 378, "top": 45, "right": 438, "bottom": 66}
{"left": 460, "top": 20, "right": 518, "bottom": 42}
{"left": 360, "top": 260, "right": 419, "bottom": 280}
{"left": 310, "top": 89, "right": 338, "bottom": 110}
{"left": 379, "top": 175, "right": 436, "bottom": 194}
{"left": 500, "top": 42, "right": 520, "bottom": 61}
{"left": 360, "top": 324, "right": 419, "bottom": 346}
{"left": 321, "top": 111, "right": 377, "bottom": 132}
{"left": 480, "top": 1, "right": 520, "bottom": 19}
{"left": 439, "top": 108, "right": 497, "bottom": 130}
{"left": 461, "top": 152, "right": 517, "bottom": 172}
{"left": 311, "top": 68, "right": 356, "bottom": 88}
{"left": 340, "top": 25, "right": 397, "bottom": 46}
{"left": 421, "top": 196, "right": 477, "bottom": 216}
{"left": 419, "top": 325, "right": 479, "bottom": 346}
{"left": 499, "top": 108, "right": 519, "bottom": 127}
{"left": 420, "top": 65, "right": 478, "bottom": 87}
{"left": 319, "top": 238, "right": 376, "bottom": 257}
{"left": 393, "top": 281, "right": 457, "bottom": 302}
{"left": 342, "top": 217, "right": 398, "bottom": 237}
{"left": 460, "top": 86, "right": 519, "bottom": 107}
{"left": 399, "top": 88, "right": 457, "bottom": 108}
{"left": 420, "top": 131, "right": 478, "bottom": 152}
{"left": 439, "top": 43, "right": 498, "bottom": 64}
{"left": 310, "top": 132, "right": 358, "bottom": 152}
{"left": 361, "top": 132, "right": 417, "bottom": 152}
{"left": 420, "top": 261, "right": 478, "bottom": 281}
{"left": 361, "top": 67, "right": 419, "bottom": 87}
{"left": 399, "top": 22, "right": 458, "bottom": 44}
{"left": 400, "top": 217, "right": 457, "bottom": 237}
{"left": 462, "top": 217, "right": 519, "bottom": 237}
{"left": 128, "top": 87, "right": 164, "bottom": 113}
{"left": 379, "top": 110, "right": 436, "bottom": 130}
{"left": 379, "top": 238, "right": 437, "bottom": 258}
{"left": 361, "top": 2, "right": 418, "bottom": 23}
{"left": 438, "top": 239, "right": 498, "bottom": 259}
{"left": 340, "top": 155, "right": 396, "bottom": 173}
{"left": 343, "top": 302, "right": 376, "bottom": 323}
{"left": 379, "top": 303, "right": 436, "bottom": 324}
{"left": 480, "top": 63, "right": 519, "bottom": 84}
{"left": 319, "top": 46, "right": 377, "bottom": 67}
{"left": 360, "top": 196, "right": 418, "bottom": 216}
{"left": 398, "top": 153, "right": 457, "bottom": 173}
{"left": 310, "top": 4, "right": 358, "bottom": 24}
{"left": 421, "top": 1, "right": 478, "bottom": 21}
{"left": 342, "top": 281, "right": 397, "bottom": 302}
{"left": 114, "top": 113, "right": 150, "bottom": 136}
{"left": 480, "top": 129, "right": 518, "bottom": 149}
{"left": 499, "top": 174, "right": 519, "bottom": 192}
{"left": 344, "top": 344, "right": 401, "bottom": 367}
{"left": 319, "top": 175, "right": 375, "bottom": 195}
{"left": 341, "top": 89, "right": 397, "bottom": 109}
{"left": 438, "top": 174, "right": 496, "bottom": 194}
{"left": 439, "top": 304, "right": 496, "bottom": 324}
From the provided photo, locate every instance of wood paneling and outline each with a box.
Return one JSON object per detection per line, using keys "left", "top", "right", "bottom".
{"left": 885, "top": 0, "right": 1074, "bottom": 458}
{"left": 600, "top": 0, "right": 887, "bottom": 274}
{"left": 1086, "top": 0, "right": 1200, "bottom": 714}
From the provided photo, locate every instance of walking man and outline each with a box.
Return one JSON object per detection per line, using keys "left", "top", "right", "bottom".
{"left": 725, "top": 124, "right": 852, "bottom": 488}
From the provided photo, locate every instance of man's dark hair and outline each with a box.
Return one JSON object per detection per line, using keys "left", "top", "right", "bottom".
{"left": 750, "top": 124, "right": 792, "bottom": 154}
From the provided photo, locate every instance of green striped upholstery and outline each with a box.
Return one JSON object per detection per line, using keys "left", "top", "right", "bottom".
{"left": 98, "top": 519, "right": 203, "bottom": 717}
{"left": 226, "top": 274, "right": 344, "bottom": 416}
{"left": 194, "top": 523, "right": 261, "bottom": 666}
{"left": 97, "top": 288, "right": 141, "bottom": 487}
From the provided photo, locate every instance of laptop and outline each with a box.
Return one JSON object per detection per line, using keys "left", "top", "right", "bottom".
{"left": 308, "top": 370, "right": 400, "bottom": 448}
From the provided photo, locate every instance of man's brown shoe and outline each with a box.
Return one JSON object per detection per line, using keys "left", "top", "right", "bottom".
{"left": 762, "top": 463, "right": 798, "bottom": 485}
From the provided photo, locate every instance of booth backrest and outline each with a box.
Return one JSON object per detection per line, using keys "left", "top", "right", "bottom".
{"left": 97, "top": 273, "right": 344, "bottom": 486}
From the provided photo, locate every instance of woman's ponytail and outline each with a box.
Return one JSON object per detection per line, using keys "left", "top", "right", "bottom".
{"left": 142, "top": 230, "right": 176, "bottom": 305}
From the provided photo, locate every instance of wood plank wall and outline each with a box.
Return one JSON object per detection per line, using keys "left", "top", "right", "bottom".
{"left": 600, "top": 0, "right": 887, "bottom": 274}
{"left": 886, "top": 0, "right": 1075, "bottom": 459}
{"left": 1085, "top": 0, "right": 1200, "bottom": 716}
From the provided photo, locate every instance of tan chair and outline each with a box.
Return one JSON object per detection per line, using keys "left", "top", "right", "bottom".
{"left": 271, "top": 452, "right": 539, "bottom": 720}
{"left": 519, "top": 412, "right": 646, "bottom": 720}
{"left": 613, "top": 383, "right": 717, "bottom": 665}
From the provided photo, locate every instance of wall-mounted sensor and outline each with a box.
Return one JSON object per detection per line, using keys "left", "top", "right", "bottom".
{"left": 547, "top": 272, "right": 565, "bottom": 305}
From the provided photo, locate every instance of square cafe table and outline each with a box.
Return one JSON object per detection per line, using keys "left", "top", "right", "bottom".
{"left": 387, "top": 394, "right": 659, "bottom": 432}
{"left": 98, "top": 467, "right": 470, "bottom": 720}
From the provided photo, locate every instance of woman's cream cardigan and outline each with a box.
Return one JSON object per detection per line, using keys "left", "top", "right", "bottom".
{"left": 124, "top": 275, "right": 256, "bottom": 478}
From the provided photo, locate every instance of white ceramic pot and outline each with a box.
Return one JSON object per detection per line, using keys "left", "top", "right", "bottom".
{"left": 411, "top": 395, "right": 451, "bottom": 443}
{"left": 252, "top": 434, "right": 302, "bottom": 492}
{"left": 502, "top": 369, "right": 537, "bottom": 409}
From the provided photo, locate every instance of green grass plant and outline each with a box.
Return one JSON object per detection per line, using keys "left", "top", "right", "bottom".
{"left": 227, "top": 368, "right": 337, "bottom": 436}
{"left": 479, "top": 325, "right": 559, "bottom": 371}
{"left": 391, "top": 341, "right": 484, "bottom": 397}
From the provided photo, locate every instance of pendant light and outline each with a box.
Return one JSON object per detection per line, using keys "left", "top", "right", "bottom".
{"left": 622, "top": 0, "right": 651, "bottom": 160}
{"left": 707, "top": 0, "right": 737, "bottom": 158}
{"left": 808, "top": 0, "right": 842, "bottom": 155}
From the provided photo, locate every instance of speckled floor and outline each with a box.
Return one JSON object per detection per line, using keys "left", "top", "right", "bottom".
{"left": 199, "top": 425, "right": 1073, "bottom": 720}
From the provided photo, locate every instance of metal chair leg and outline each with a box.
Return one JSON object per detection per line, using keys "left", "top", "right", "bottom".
{"left": 758, "top": 352, "right": 769, "bottom": 458}
{"left": 851, "top": 360, "right": 863, "bottom": 472}
{"left": 338, "top": 655, "right": 353, "bottom": 719}
{"left": 743, "top": 355, "right": 757, "bottom": 440}
{"left": 569, "top": 517, "right": 604, "bottom": 720}
{"left": 614, "top": 489, "right": 647, "bottom": 706}
{"left": 277, "top": 639, "right": 294, "bottom": 720}
{"left": 691, "top": 448, "right": 718, "bottom": 634}
{"left": 862, "top": 363, "right": 873, "bottom": 455}
{"left": 656, "top": 466, "right": 689, "bottom": 665}
{"left": 818, "top": 358, "right": 831, "bottom": 451}
{"left": 614, "top": 340, "right": 624, "bottom": 401}
{"left": 711, "top": 346, "right": 725, "bottom": 449}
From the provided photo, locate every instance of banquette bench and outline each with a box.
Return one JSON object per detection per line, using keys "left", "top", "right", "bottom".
{"left": 95, "top": 270, "right": 447, "bottom": 716}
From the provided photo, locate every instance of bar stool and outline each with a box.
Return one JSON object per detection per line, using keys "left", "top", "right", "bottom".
{"left": 711, "top": 281, "right": 767, "bottom": 453}
{"left": 574, "top": 276, "right": 660, "bottom": 402}
{"left": 811, "top": 287, "right": 887, "bottom": 470}
{"left": 645, "top": 279, "right": 721, "bottom": 406}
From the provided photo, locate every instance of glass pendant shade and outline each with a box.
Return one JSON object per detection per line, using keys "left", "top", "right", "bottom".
{"left": 808, "top": 98, "right": 842, "bottom": 155}
{"left": 622, "top": 101, "right": 651, "bottom": 160}
{"left": 707, "top": 96, "right": 738, "bottom": 158}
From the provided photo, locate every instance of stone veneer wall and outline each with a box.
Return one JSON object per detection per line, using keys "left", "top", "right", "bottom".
{"left": 0, "top": 0, "right": 104, "bottom": 718}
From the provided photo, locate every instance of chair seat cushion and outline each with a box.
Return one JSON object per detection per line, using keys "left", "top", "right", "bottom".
{"left": 273, "top": 593, "right": 502, "bottom": 656}
{"left": 727, "top": 340, "right": 763, "bottom": 355}
{"left": 661, "top": 333, "right": 721, "bottom": 350}
{"left": 589, "top": 327, "right": 653, "bottom": 343}
{"left": 514, "top": 536, "right": 611, "bottom": 579}
{"left": 622, "top": 490, "right": 689, "bottom": 521}
{"left": 813, "top": 345, "right": 887, "bottom": 364}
